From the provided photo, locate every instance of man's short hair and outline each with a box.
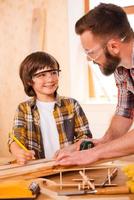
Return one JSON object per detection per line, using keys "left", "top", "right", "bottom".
{"left": 75, "top": 3, "right": 133, "bottom": 41}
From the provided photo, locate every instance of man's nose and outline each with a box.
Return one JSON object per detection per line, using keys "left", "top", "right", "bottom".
{"left": 87, "top": 56, "right": 92, "bottom": 62}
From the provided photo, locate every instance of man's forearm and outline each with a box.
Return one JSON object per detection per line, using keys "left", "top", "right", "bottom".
{"left": 102, "top": 115, "right": 133, "bottom": 143}
{"left": 96, "top": 128, "right": 134, "bottom": 160}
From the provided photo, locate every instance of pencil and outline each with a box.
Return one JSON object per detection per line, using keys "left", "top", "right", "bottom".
{"left": 10, "top": 133, "right": 29, "bottom": 152}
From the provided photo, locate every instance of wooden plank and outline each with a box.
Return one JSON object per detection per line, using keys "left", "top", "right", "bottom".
{"left": 123, "top": 6, "right": 134, "bottom": 14}
{"left": 0, "top": 155, "right": 133, "bottom": 181}
{"left": 84, "top": 0, "right": 89, "bottom": 13}
{"left": 30, "top": 8, "right": 46, "bottom": 51}
{"left": 88, "top": 64, "right": 95, "bottom": 97}
{"left": 0, "top": 160, "right": 55, "bottom": 181}
{"left": 0, "top": 157, "right": 14, "bottom": 165}
{"left": 0, "top": 158, "right": 53, "bottom": 171}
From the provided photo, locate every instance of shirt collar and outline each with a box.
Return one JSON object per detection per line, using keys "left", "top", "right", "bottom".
{"left": 29, "top": 94, "right": 62, "bottom": 109}
{"left": 55, "top": 94, "right": 62, "bottom": 107}
{"left": 132, "top": 41, "right": 134, "bottom": 67}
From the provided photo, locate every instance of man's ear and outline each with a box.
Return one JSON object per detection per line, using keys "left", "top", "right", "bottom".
{"left": 107, "top": 39, "right": 120, "bottom": 55}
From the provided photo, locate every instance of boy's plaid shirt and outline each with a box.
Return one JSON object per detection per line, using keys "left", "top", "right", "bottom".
{"left": 8, "top": 96, "right": 92, "bottom": 158}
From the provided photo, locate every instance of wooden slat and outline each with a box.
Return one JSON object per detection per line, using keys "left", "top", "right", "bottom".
{"left": 84, "top": 0, "right": 96, "bottom": 98}
{"left": 30, "top": 8, "right": 46, "bottom": 51}
{"left": 0, "top": 155, "right": 133, "bottom": 181}
{"left": 0, "top": 157, "right": 14, "bottom": 165}
{"left": 123, "top": 6, "right": 134, "bottom": 14}
{"left": 88, "top": 64, "right": 95, "bottom": 97}
{"left": 84, "top": 0, "right": 89, "bottom": 13}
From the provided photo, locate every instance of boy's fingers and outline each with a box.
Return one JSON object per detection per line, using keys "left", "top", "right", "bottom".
{"left": 53, "top": 149, "right": 60, "bottom": 159}
{"left": 24, "top": 150, "right": 35, "bottom": 160}
{"left": 17, "top": 158, "right": 27, "bottom": 165}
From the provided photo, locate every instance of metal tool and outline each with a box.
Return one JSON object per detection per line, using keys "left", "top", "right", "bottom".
{"left": 58, "top": 185, "right": 130, "bottom": 196}
{"left": 31, "top": 179, "right": 69, "bottom": 200}
{"left": 0, "top": 180, "right": 39, "bottom": 199}
{"left": 29, "top": 181, "right": 40, "bottom": 195}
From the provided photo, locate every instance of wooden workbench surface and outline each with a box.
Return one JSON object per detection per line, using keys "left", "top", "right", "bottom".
{"left": 1, "top": 155, "right": 134, "bottom": 199}
{"left": 37, "top": 195, "right": 133, "bottom": 200}
{"left": 36, "top": 163, "right": 134, "bottom": 200}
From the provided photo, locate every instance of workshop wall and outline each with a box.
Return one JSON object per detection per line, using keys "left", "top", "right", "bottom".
{"left": 0, "top": 0, "right": 69, "bottom": 156}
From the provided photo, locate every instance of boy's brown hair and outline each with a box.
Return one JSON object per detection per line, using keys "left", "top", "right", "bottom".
{"left": 19, "top": 51, "right": 60, "bottom": 96}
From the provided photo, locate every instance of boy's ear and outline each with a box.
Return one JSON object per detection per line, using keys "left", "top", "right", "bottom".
{"left": 27, "top": 80, "right": 33, "bottom": 86}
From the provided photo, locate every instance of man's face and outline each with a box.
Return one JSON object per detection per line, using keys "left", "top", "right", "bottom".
{"left": 101, "top": 47, "right": 121, "bottom": 76}
{"left": 80, "top": 30, "right": 121, "bottom": 76}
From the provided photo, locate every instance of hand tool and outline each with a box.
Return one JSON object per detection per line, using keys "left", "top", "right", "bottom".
{"left": 80, "top": 140, "right": 94, "bottom": 150}
{"left": 32, "top": 178, "right": 69, "bottom": 200}
{"left": 0, "top": 180, "right": 39, "bottom": 199}
{"left": 58, "top": 185, "right": 130, "bottom": 196}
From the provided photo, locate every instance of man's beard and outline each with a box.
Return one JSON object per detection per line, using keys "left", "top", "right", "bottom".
{"left": 101, "top": 47, "right": 121, "bottom": 76}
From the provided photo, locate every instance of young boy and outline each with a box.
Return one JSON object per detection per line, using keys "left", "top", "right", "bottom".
{"left": 8, "top": 52, "right": 92, "bottom": 164}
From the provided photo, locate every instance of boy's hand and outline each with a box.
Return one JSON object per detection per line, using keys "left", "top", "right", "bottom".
{"left": 10, "top": 142, "right": 35, "bottom": 165}
{"left": 15, "top": 149, "right": 35, "bottom": 165}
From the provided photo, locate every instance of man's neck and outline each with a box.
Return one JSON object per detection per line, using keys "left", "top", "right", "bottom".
{"left": 119, "top": 40, "right": 134, "bottom": 69}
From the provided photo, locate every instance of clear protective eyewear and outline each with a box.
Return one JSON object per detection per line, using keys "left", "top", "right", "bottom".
{"left": 84, "top": 35, "right": 127, "bottom": 62}
{"left": 84, "top": 46, "right": 104, "bottom": 62}
{"left": 32, "top": 69, "right": 61, "bottom": 80}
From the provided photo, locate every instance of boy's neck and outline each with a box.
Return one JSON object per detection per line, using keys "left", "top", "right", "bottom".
{"left": 36, "top": 94, "right": 56, "bottom": 102}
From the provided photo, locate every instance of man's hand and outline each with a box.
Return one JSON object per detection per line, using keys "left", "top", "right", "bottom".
{"left": 55, "top": 148, "right": 99, "bottom": 166}
{"left": 54, "top": 139, "right": 92, "bottom": 159}
{"left": 53, "top": 142, "right": 78, "bottom": 159}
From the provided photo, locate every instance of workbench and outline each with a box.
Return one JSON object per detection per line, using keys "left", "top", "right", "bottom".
{"left": 1, "top": 155, "right": 134, "bottom": 200}
{"left": 36, "top": 168, "right": 134, "bottom": 200}
{"left": 37, "top": 155, "right": 134, "bottom": 200}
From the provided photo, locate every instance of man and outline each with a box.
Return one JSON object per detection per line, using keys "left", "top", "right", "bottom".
{"left": 56, "top": 3, "right": 134, "bottom": 166}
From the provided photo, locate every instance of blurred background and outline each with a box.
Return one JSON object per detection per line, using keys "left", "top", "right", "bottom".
{"left": 0, "top": 0, "right": 133, "bottom": 156}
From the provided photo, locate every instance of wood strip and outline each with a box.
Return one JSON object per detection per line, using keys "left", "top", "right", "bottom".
{"left": 123, "top": 6, "right": 134, "bottom": 14}
{"left": 0, "top": 157, "right": 14, "bottom": 165}
{"left": 0, "top": 162, "right": 122, "bottom": 181}
{"left": 84, "top": 0, "right": 89, "bottom": 13}
{"left": 30, "top": 8, "right": 46, "bottom": 51}
{"left": 88, "top": 64, "right": 95, "bottom": 97}
{"left": 37, "top": 179, "right": 69, "bottom": 200}
{"left": 0, "top": 155, "right": 133, "bottom": 181}
{"left": 0, "top": 158, "right": 53, "bottom": 171}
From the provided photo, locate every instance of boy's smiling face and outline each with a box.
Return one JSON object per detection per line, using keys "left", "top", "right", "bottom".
{"left": 32, "top": 67, "right": 59, "bottom": 101}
